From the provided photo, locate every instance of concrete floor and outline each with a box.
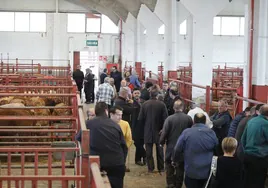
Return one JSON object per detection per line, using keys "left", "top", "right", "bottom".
{"left": 83, "top": 102, "right": 168, "bottom": 188}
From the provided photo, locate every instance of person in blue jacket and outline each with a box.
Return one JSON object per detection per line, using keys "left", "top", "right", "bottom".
{"left": 228, "top": 107, "right": 250, "bottom": 137}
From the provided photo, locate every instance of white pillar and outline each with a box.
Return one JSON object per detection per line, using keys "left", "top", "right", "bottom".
{"left": 180, "top": 0, "right": 230, "bottom": 99}
{"left": 146, "top": 26, "right": 159, "bottom": 74}
{"left": 135, "top": 20, "right": 142, "bottom": 62}
{"left": 187, "top": 16, "right": 193, "bottom": 66}
{"left": 243, "top": 3, "right": 249, "bottom": 107}
{"left": 53, "top": 13, "right": 61, "bottom": 66}
{"left": 252, "top": 0, "right": 268, "bottom": 86}
{"left": 191, "top": 17, "right": 214, "bottom": 97}
{"left": 138, "top": 5, "right": 163, "bottom": 75}
{"left": 164, "top": 0, "right": 178, "bottom": 72}
{"left": 170, "top": 0, "right": 178, "bottom": 71}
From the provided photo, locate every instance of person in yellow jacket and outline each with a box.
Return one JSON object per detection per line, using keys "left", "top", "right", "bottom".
{"left": 110, "top": 106, "right": 133, "bottom": 171}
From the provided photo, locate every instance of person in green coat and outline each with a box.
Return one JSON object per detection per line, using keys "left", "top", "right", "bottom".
{"left": 241, "top": 104, "right": 268, "bottom": 188}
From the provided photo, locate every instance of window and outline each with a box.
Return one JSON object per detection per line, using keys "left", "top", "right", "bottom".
{"left": 15, "top": 12, "right": 30, "bottom": 32}
{"left": 86, "top": 14, "right": 101, "bottom": 33}
{"left": 158, "top": 20, "right": 187, "bottom": 35}
{"left": 240, "top": 17, "right": 245, "bottom": 36}
{"left": 0, "top": 12, "right": 47, "bottom": 32}
{"left": 221, "top": 17, "right": 240, "bottom": 35}
{"left": 213, "top": 16, "right": 245, "bottom": 36}
{"left": 0, "top": 12, "right": 15, "bottom": 31}
{"left": 67, "top": 14, "right": 85, "bottom": 33}
{"left": 213, "top": 17, "right": 221, "bottom": 35}
{"left": 158, "top": 24, "right": 165, "bottom": 35}
{"left": 30, "top": 13, "right": 46, "bottom": 32}
{"left": 180, "top": 20, "right": 187, "bottom": 35}
{"left": 101, "top": 14, "right": 119, "bottom": 34}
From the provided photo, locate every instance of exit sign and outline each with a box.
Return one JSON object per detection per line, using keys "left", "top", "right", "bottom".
{"left": 86, "top": 40, "right": 98, "bottom": 46}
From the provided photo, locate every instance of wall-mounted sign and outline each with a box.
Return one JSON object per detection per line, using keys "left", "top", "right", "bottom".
{"left": 86, "top": 40, "right": 98, "bottom": 46}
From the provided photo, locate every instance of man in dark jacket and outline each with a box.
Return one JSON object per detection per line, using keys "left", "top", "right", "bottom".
{"left": 235, "top": 106, "right": 257, "bottom": 142}
{"left": 84, "top": 68, "right": 94, "bottom": 104}
{"left": 75, "top": 102, "right": 127, "bottom": 188}
{"left": 114, "top": 87, "right": 133, "bottom": 124}
{"left": 235, "top": 105, "right": 262, "bottom": 142}
{"left": 132, "top": 89, "right": 146, "bottom": 166}
{"left": 210, "top": 99, "right": 232, "bottom": 155}
{"left": 100, "top": 68, "right": 108, "bottom": 84}
{"left": 72, "top": 65, "right": 84, "bottom": 98}
{"left": 164, "top": 81, "right": 178, "bottom": 113}
{"left": 160, "top": 99, "right": 193, "bottom": 188}
{"left": 138, "top": 84, "right": 168, "bottom": 173}
{"left": 110, "top": 66, "right": 122, "bottom": 92}
{"left": 165, "top": 86, "right": 181, "bottom": 116}
{"left": 140, "top": 81, "right": 153, "bottom": 103}
{"left": 228, "top": 107, "right": 250, "bottom": 137}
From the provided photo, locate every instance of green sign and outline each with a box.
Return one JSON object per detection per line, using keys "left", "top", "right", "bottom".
{"left": 86, "top": 40, "right": 98, "bottom": 46}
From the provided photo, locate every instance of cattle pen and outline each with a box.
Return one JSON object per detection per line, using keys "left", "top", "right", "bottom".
{"left": 0, "top": 63, "right": 110, "bottom": 188}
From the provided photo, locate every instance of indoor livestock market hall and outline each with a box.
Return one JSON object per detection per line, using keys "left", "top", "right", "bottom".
{"left": 0, "top": 0, "right": 268, "bottom": 188}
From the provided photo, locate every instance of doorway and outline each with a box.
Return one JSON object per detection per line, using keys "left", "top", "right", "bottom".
{"left": 80, "top": 51, "right": 99, "bottom": 101}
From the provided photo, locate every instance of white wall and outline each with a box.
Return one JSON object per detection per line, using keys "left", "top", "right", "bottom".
{"left": 0, "top": 14, "right": 245, "bottom": 69}
{"left": 142, "top": 34, "right": 245, "bottom": 68}
{"left": 0, "top": 13, "right": 120, "bottom": 66}
{"left": 213, "top": 36, "right": 245, "bottom": 65}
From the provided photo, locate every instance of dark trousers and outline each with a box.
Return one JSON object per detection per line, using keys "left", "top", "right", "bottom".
{"left": 134, "top": 139, "right": 146, "bottom": 162}
{"left": 244, "top": 154, "right": 268, "bottom": 188}
{"left": 90, "top": 88, "right": 95, "bottom": 102}
{"left": 77, "top": 86, "right": 82, "bottom": 99}
{"left": 85, "top": 86, "right": 94, "bottom": 102}
{"left": 166, "top": 161, "right": 184, "bottom": 188}
{"left": 145, "top": 143, "right": 164, "bottom": 172}
{"left": 184, "top": 176, "right": 207, "bottom": 188}
{"left": 101, "top": 165, "right": 125, "bottom": 188}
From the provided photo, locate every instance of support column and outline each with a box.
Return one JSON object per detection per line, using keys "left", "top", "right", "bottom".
{"left": 191, "top": 17, "right": 214, "bottom": 97}
{"left": 180, "top": 0, "right": 230, "bottom": 99}
{"left": 146, "top": 26, "right": 159, "bottom": 74}
{"left": 170, "top": 0, "right": 178, "bottom": 71}
{"left": 52, "top": 13, "right": 61, "bottom": 66}
{"left": 252, "top": 0, "right": 268, "bottom": 102}
{"left": 135, "top": 20, "right": 142, "bottom": 62}
{"left": 138, "top": 4, "right": 163, "bottom": 75}
{"left": 187, "top": 16, "right": 193, "bottom": 65}
{"left": 243, "top": 3, "right": 249, "bottom": 107}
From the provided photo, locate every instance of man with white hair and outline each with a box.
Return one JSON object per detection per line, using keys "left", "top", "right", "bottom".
{"left": 187, "top": 97, "right": 213, "bottom": 128}
{"left": 96, "top": 77, "right": 114, "bottom": 108}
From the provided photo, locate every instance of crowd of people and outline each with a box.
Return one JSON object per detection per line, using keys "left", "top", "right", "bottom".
{"left": 74, "top": 66, "right": 268, "bottom": 188}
